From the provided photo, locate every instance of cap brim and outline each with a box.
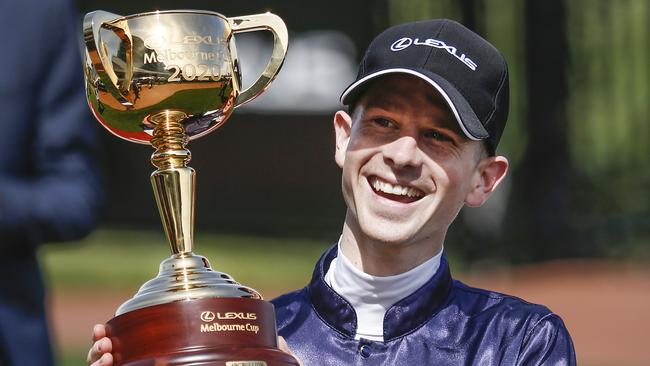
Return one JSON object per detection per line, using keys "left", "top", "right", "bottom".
{"left": 340, "top": 68, "right": 489, "bottom": 141}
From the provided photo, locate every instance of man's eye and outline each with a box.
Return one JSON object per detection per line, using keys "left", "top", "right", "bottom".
{"left": 372, "top": 118, "right": 393, "bottom": 127}
{"left": 424, "top": 129, "right": 451, "bottom": 142}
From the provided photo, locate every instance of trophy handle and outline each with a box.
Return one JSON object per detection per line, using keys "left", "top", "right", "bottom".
{"left": 99, "top": 20, "right": 135, "bottom": 102}
{"left": 83, "top": 11, "right": 134, "bottom": 107}
{"left": 229, "top": 13, "right": 288, "bottom": 107}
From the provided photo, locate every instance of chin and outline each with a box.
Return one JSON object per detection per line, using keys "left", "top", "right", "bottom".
{"left": 358, "top": 219, "right": 421, "bottom": 246}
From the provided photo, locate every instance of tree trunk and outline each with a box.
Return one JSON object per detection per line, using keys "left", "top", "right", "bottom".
{"left": 510, "top": 0, "right": 571, "bottom": 261}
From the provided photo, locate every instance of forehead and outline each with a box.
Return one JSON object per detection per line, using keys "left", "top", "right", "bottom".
{"left": 356, "top": 74, "right": 462, "bottom": 133}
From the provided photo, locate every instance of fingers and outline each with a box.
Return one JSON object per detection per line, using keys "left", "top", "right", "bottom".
{"left": 92, "top": 324, "right": 107, "bottom": 342}
{"left": 277, "top": 336, "right": 290, "bottom": 353}
{"left": 87, "top": 337, "right": 112, "bottom": 365}
{"left": 90, "top": 353, "right": 113, "bottom": 366}
{"left": 277, "top": 336, "right": 304, "bottom": 366}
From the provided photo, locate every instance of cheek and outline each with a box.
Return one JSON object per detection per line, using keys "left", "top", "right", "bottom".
{"left": 339, "top": 148, "right": 377, "bottom": 207}
{"left": 340, "top": 152, "right": 360, "bottom": 195}
{"left": 339, "top": 160, "right": 360, "bottom": 217}
{"left": 432, "top": 162, "right": 470, "bottom": 200}
{"left": 343, "top": 144, "right": 378, "bottom": 174}
{"left": 348, "top": 127, "right": 386, "bottom": 151}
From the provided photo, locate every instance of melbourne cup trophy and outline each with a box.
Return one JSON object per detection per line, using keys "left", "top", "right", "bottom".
{"left": 82, "top": 9, "right": 299, "bottom": 366}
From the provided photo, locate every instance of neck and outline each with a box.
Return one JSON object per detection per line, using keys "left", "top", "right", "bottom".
{"left": 340, "top": 211, "right": 445, "bottom": 276}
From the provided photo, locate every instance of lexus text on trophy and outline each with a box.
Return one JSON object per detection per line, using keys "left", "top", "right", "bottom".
{"left": 83, "top": 9, "right": 300, "bottom": 366}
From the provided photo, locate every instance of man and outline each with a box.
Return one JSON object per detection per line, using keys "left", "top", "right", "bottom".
{"left": 1, "top": 0, "right": 103, "bottom": 364}
{"left": 89, "top": 19, "right": 575, "bottom": 365}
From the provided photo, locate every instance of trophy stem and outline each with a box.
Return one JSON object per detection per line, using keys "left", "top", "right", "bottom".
{"left": 149, "top": 110, "right": 195, "bottom": 255}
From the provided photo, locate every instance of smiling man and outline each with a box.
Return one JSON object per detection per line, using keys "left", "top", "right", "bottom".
{"left": 89, "top": 19, "right": 575, "bottom": 366}
{"left": 270, "top": 19, "right": 575, "bottom": 365}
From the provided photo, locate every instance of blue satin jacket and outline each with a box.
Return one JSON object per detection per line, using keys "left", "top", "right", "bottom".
{"left": 272, "top": 245, "right": 576, "bottom": 365}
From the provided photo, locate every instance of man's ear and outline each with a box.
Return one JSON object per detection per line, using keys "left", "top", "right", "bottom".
{"left": 465, "top": 155, "right": 509, "bottom": 207}
{"left": 333, "top": 110, "right": 352, "bottom": 168}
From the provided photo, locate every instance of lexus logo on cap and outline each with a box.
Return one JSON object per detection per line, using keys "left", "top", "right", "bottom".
{"left": 390, "top": 37, "right": 478, "bottom": 71}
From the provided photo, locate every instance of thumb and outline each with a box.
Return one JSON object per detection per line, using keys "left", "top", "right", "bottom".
{"left": 277, "top": 336, "right": 304, "bottom": 366}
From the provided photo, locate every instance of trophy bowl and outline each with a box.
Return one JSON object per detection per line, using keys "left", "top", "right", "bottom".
{"left": 82, "top": 9, "right": 299, "bottom": 366}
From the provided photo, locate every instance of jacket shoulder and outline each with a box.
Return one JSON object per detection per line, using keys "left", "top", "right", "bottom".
{"left": 451, "top": 280, "right": 575, "bottom": 364}
{"left": 271, "top": 288, "right": 312, "bottom": 331}
{"left": 452, "top": 279, "right": 554, "bottom": 318}
{"left": 449, "top": 279, "right": 565, "bottom": 339}
{"left": 271, "top": 288, "right": 309, "bottom": 310}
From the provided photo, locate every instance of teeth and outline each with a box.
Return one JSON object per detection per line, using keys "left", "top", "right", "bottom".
{"left": 371, "top": 177, "right": 423, "bottom": 198}
{"left": 391, "top": 185, "right": 402, "bottom": 195}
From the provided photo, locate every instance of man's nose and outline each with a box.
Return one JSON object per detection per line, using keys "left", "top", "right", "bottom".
{"left": 382, "top": 135, "right": 422, "bottom": 168}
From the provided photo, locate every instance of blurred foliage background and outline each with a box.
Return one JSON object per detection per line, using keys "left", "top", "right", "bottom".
{"left": 40, "top": 0, "right": 649, "bottom": 365}
{"left": 69, "top": 0, "right": 649, "bottom": 264}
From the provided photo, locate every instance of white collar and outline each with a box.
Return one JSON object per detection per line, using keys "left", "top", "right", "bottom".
{"left": 324, "top": 239, "right": 442, "bottom": 341}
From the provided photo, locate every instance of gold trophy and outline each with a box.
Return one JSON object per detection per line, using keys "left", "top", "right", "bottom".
{"left": 83, "top": 10, "right": 299, "bottom": 366}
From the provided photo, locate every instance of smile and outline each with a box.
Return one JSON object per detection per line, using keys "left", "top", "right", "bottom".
{"left": 368, "top": 176, "right": 424, "bottom": 203}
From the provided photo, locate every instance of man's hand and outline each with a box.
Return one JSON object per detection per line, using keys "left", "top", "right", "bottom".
{"left": 87, "top": 324, "right": 113, "bottom": 366}
{"left": 278, "top": 336, "right": 304, "bottom": 366}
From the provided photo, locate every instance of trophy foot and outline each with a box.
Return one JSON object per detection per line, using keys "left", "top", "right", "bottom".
{"left": 107, "top": 298, "right": 300, "bottom": 366}
{"left": 114, "top": 347, "right": 298, "bottom": 366}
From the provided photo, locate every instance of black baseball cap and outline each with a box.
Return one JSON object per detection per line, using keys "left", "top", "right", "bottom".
{"left": 340, "top": 19, "right": 509, "bottom": 155}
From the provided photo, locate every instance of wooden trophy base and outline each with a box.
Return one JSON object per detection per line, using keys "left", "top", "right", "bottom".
{"left": 106, "top": 297, "right": 300, "bottom": 366}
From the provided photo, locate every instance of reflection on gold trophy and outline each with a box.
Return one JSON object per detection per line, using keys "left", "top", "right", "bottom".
{"left": 83, "top": 10, "right": 299, "bottom": 366}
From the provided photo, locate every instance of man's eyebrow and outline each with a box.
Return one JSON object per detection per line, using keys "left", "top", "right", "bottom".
{"left": 418, "top": 106, "right": 464, "bottom": 138}
{"left": 425, "top": 94, "right": 456, "bottom": 121}
{"left": 363, "top": 95, "right": 400, "bottom": 111}
{"left": 361, "top": 92, "right": 467, "bottom": 139}
{"left": 433, "top": 117, "right": 465, "bottom": 136}
{"left": 423, "top": 95, "right": 467, "bottom": 137}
